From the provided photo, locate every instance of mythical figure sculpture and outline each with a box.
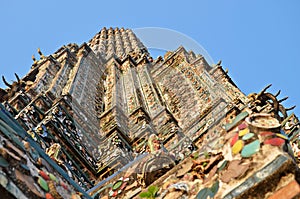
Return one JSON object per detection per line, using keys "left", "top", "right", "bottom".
{"left": 135, "top": 134, "right": 175, "bottom": 187}
{"left": 1, "top": 73, "right": 32, "bottom": 102}
{"left": 247, "top": 84, "right": 295, "bottom": 122}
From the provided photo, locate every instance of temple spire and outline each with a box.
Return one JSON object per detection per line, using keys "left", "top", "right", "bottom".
{"left": 88, "top": 27, "right": 149, "bottom": 60}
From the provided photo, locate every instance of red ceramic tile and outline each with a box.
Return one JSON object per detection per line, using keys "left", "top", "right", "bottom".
{"left": 268, "top": 180, "right": 300, "bottom": 199}
{"left": 260, "top": 131, "right": 274, "bottom": 137}
{"left": 264, "top": 138, "right": 285, "bottom": 146}
{"left": 39, "top": 170, "right": 50, "bottom": 181}
{"left": 238, "top": 123, "right": 247, "bottom": 130}
{"left": 230, "top": 133, "right": 239, "bottom": 147}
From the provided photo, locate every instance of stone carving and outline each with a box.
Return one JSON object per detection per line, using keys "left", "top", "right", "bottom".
{"left": 136, "top": 134, "right": 175, "bottom": 187}
{"left": 46, "top": 143, "right": 64, "bottom": 165}
{"left": 1, "top": 74, "right": 29, "bottom": 102}
{"left": 247, "top": 84, "right": 295, "bottom": 122}
{"left": 142, "top": 84, "right": 156, "bottom": 108}
{"left": 160, "top": 85, "right": 181, "bottom": 118}
{"left": 127, "top": 95, "right": 136, "bottom": 113}
{"left": 95, "top": 80, "right": 105, "bottom": 116}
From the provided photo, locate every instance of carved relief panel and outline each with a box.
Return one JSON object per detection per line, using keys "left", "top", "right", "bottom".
{"left": 32, "top": 60, "right": 61, "bottom": 94}
{"left": 155, "top": 67, "right": 202, "bottom": 130}
{"left": 69, "top": 51, "right": 103, "bottom": 127}
{"left": 137, "top": 66, "right": 162, "bottom": 116}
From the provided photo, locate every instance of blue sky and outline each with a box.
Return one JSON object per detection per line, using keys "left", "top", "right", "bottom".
{"left": 0, "top": 0, "right": 299, "bottom": 115}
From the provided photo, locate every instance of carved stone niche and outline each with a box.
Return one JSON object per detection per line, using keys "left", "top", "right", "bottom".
{"left": 129, "top": 107, "right": 150, "bottom": 127}
{"left": 161, "top": 123, "right": 181, "bottom": 149}
{"left": 131, "top": 130, "right": 151, "bottom": 153}
{"left": 33, "top": 95, "right": 53, "bottom": 114}
{"left": 225, "top": 105, "right": 241, "bottom": 125}
{"left": 99, "top": 108, "right": 117, "bottom": 135}
{"left": 9, "top": 91, "right": 32, "bottom": 112}
{"left": 152, "top": 109, "right": 178, "bottom": 132}
{"left": 99, "top": 107, "right": 131, "bottom": 145}
{"left": 107, "top": 130, "right": 132, "bottom": 153}
{"left": 3, "top": 102, "right": 18, "bottom": 117}
{"left": 119, "top": 59, "right": 132, "bottom": 73}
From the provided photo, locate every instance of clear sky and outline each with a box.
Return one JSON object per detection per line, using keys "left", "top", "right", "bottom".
{"left": 0, "top": 0, "right": 299, "bottom": 116}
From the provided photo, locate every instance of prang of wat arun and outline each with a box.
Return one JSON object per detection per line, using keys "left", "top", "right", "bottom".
{"left": 0, "top": 27, "right": 300, "bottom": 199}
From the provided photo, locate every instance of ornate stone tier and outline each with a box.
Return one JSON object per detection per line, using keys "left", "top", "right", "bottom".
{"left": 88, "top": 27, "right": 149, "bottom": 61}
{"left": 0, "top": 103, "right": 91, "bottom": 198}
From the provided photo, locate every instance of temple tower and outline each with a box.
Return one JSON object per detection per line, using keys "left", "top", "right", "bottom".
{"left": 2, "top": 27, "right": 298, "bottom": 199}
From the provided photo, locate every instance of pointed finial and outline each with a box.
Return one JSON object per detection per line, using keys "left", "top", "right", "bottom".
{"left": 37, "top": 48, "right": 45, "bottom": 59}
{"left": 31, "top": 54, "right": 38, "bottom": 67}
{"left": 216, "top": 60, "right": 222, "bottom": 66}
{"left": 32, "top": 55, "right": 36, "bottom": 61}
